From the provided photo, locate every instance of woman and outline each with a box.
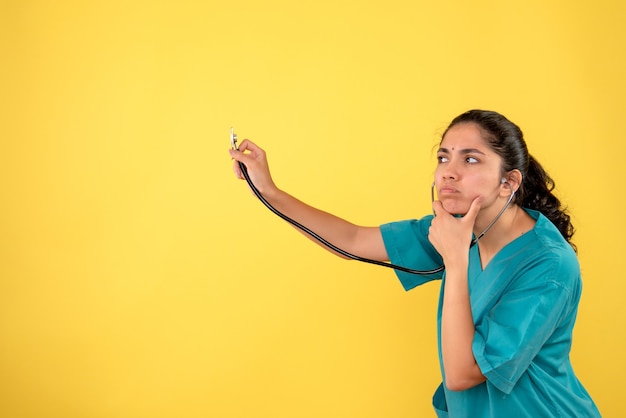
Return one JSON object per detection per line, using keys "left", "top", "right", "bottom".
{"left": 229, "top": 110, "right": 601, "bottom": 417}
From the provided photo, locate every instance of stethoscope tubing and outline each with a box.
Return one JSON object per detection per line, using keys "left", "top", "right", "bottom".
{"left": 237, "top": 161, "right": 447, "bottom": 275}
{"left": 233, "top": 130, "right": 514, "bottom": 276}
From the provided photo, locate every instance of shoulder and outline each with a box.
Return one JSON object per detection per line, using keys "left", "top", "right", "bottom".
{"left": 381, "top": 214, "right": 434, "bottom": 234}
{"left": 380, "top": 215, "right": 437, "bottom": 255}
{"left": 380, "top": 215, "right": 443, "bottom": 289}
{"left": 512, "top": 209, "right": 581, "bottom": 292}
{"left": 527, "top": 209, "right": 578, "bottom": 268}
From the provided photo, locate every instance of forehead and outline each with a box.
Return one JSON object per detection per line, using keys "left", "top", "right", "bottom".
{"left": 440, "top": 122, "right": 490, "bottom": 151}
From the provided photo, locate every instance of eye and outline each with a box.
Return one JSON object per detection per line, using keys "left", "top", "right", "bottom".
{"left": 466, "top": 156, "right": 479, "bottom": 164}
{"left": 437, "top": 155, "right": 449, "bottom": 163}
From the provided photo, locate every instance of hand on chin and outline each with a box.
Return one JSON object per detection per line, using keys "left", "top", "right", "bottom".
{"left": 440, "top": 199, "right": 471, "bottom": 216}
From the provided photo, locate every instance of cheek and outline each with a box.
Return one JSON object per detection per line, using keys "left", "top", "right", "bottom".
{"left": 475, "top": 179, "right": 506, "bottom": 206}
{"left": 476, "top": 177, "right": 496, "bottom": 191}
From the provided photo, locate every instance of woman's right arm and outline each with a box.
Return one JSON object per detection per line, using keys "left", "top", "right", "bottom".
{"left": 229, "top": 139, "right": 388, "bottom": 262}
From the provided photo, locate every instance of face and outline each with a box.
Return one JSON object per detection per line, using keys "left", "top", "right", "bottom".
{"left": 434, "top": 122, "right": 504, "bottom": 215}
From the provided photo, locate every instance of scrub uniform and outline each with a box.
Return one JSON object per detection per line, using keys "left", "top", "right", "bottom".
{"left": 380, "top": 209, "right": 601, "bottom": 418}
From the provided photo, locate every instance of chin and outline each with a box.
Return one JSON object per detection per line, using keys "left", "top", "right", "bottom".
{"left": 441, "top": 200, "right": 470, "bottom": 216}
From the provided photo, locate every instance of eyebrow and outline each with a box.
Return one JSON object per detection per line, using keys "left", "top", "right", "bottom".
{"left": 437, "top": 147, "right": 487, "bottom": 155}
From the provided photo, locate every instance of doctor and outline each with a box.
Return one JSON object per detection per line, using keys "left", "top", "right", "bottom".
{"left": 229, "top": 109, "right": 601, "bottom": 417}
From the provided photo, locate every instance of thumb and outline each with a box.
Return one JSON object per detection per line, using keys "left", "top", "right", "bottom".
{"left": 229, "top": 148, "right": 246, "bottom": 163}
{"left": 464, "top": 195, "right": 484, "bottom": 222}
{"left": 231, "top": 148, "right": 261, "bottom": 172}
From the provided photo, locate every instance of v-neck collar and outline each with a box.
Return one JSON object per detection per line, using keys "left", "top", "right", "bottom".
{"left": 469, "top": 208, "right": 540, "bottom": 274}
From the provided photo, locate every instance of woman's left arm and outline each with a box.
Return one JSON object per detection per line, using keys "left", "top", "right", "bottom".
{"left": 429, "top": 197, "right": 486, "bottom": 391}
{"left": 441, "top": 263, "right": 486, "bottom": 391}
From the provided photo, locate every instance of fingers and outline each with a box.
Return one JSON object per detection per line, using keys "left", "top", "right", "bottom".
{"left": 429, "top": 198, "right": 481, "bottom": 257}
{"left": 236, "top": 139, "right": 262, "bottom": 155}
{"left": 229, "top": 139, "right": 265, "bottom": 164}
{"left": 431, "top": 196, "right": 483, "bottom": 221}
{"left": 228, "top": 139, "right": 276, "bottom": 196}
{"left": 232, "top": 158, "right": 244, "bottom": 179}
{"left": 432, "top": 200, "right": 446, "bottom": 218}
{"left": 228, "top": 147, "right": 247, "bottom": 164}
{"left": 229, "top": 139, "right": 264, "bottom": 180}
{"left": 228, "top": 148, "right": 244, "bottom": 180}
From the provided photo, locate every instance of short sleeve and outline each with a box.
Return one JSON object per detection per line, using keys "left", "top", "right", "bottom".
{"left": 380, "top": 215, "right": 444, "bottom": 291}
{"left": 472, "top": 258, "right": 575, "bottom": 394}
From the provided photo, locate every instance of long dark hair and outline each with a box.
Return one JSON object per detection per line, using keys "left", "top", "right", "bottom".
{"left": 443, "top": 109, "right": 575, "bottom": 250}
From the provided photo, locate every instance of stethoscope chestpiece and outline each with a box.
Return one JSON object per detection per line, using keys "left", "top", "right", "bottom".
{"left": 230, "top": 127, "right": 238, "bottom": 150}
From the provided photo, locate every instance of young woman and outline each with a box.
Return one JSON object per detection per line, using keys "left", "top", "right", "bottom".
{"left": 229, "top": 110, "right": 601, "bottom": 417}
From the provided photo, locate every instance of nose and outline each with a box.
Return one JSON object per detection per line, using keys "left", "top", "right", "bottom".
{"left": 439, "top": 159, "right": 460, "bottom": 181}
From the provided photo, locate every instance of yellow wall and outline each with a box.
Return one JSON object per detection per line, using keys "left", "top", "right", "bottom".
{"left": 1, "top": 0, "right": 624, "bottom": 416}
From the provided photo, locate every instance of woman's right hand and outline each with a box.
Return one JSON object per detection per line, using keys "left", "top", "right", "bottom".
{"left": 228, "top": 138, "right": 388, "bottom": 261}
{"left": 229, "top": 139, "right": 278, "bottom": 197}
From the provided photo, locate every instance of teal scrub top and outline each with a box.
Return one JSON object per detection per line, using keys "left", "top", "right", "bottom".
{"left": 380, "top": 209, "right": 600, "bottom": 417}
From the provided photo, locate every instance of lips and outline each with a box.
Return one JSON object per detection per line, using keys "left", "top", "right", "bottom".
{"left": 439, "top": 186, "right": 458, "bottom": 194}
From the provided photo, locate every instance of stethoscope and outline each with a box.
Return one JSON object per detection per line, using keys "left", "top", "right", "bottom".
{"left": 231, "top": 128, "right": 516, "bottom": 275}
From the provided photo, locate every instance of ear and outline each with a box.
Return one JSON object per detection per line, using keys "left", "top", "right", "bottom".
{"left": 501, "top": 169, "right": 522, "bottom": 195}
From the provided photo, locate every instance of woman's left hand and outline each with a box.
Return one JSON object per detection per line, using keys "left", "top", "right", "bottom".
{"left": 428, "top": 196, "right": 483, "bottom": 265}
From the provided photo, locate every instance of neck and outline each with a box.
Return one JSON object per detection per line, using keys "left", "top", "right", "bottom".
{"left": 472, "top": 187, "right": 515, "bottom": 241}
{"left": 473, "top": 203, "right": 534, "bottom": 266}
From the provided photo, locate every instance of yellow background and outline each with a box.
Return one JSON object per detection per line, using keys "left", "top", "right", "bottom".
{"left": 1, "top": 0, "right": 624, "bottom": 416}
